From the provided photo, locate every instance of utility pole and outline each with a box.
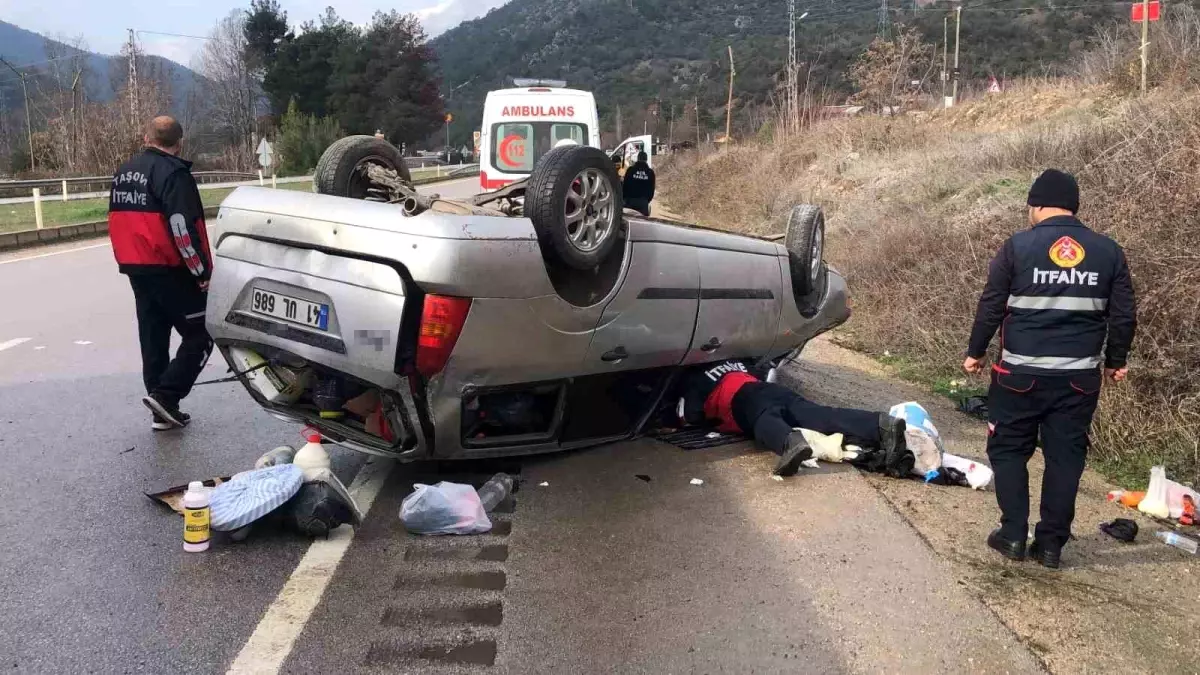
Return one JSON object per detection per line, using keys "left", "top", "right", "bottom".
{"left": 694, "top": 95, "right": 701, "bottom": 147}
{"left": 878, "top": 0, "right": 890, "bottom": 38}
{"left": 616, "top": 105, "right": 623, "bottom": 141}
{"left": 1140, "top": 0, "right": 1150, "bottom": 94}
{"left": 128, "top": 29, "right": 140, "bottom": 125}
{"left": 0, "top": 57, "right": 34, "bottom": 172}
{"left": 725, "top": 46, "right": 735, "bottom": 146}
{"left": 788, "top": 0, "right": 797, "bottom": 129}
{"left": 941, "top": 16, "right": 949, "bottom": 106}
{"left": 951, "top": 5, "right": 962, "bottom": 105}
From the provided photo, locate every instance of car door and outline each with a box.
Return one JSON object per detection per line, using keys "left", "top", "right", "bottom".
{"left": 684, "top": 247, "right": 784, "bottom": 365}
{"left": 583, "top": 241, "right": 700, "bottom": 373}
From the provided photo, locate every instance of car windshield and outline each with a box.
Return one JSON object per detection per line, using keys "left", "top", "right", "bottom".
{"left": 490, "top": 122, "right": 588, "bottom": 174}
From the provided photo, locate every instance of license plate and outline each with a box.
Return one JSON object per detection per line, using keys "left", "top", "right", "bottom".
{"left": 250, "top": 288, "right": 329, "bottom": 330}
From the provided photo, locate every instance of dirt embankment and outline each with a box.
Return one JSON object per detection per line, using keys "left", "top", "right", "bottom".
{"left": 659, "top": 82, "right": 1200, "bottom": 488}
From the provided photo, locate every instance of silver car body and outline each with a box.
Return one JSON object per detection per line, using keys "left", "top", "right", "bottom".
{"left": 206, "top": 186, "right": 850, "bottom": 460}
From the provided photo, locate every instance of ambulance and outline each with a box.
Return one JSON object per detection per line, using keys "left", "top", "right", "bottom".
{"left": 479, "top": 81, "right": 602, "bottom": 191}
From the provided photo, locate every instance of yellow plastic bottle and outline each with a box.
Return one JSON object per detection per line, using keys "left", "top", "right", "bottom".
{"left": 182, "top": 481, "right": 211, "bottom": 553}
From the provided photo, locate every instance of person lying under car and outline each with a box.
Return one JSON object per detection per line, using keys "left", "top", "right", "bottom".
{"left": 672, "top": 359, "right": 913, "bottom": 477}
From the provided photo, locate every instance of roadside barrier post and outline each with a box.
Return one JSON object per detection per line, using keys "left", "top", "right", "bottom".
{"left": 62, "top": 180, "right": 68, "bottom": 202}
{"left": 271, "top": 173, "right": 277, "bottom": 189}
{"left": 32, "top": 188, "right": 44, "bottom": 230}
{"left": 258, "top": 169, "right": 264, "bottom": 186}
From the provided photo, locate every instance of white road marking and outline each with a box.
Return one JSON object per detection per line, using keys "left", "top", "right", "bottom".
{"left": 0, "top": 241, "right": 110, "bottom": 265}
{"left": 33, "top": 346, "right": 46, "bottom": 351}
{"left": 226, "top": 457, "right": 396, "bottom": 675}
{"left": 73, "top": 340, "right": 93, "bottom": 345}
{"left": 0, "top": 338, "right": 32, "bottom": 352}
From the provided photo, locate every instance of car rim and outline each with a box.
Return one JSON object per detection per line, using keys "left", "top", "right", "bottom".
{"left": 810, "top": 224, "right": 824, "bottom": 287}
{"left": 564, "top": 168, "right": 615, "bottom": 254}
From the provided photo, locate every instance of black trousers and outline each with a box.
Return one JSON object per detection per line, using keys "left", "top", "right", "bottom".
{"left": 625, "top": 198, "right": 651, "bottom": 217}
{"left": 731, "top": 382, "right": 880, "bottom": 454}
{"left": 987, "top": 369, "right": 1101, "bottom": 548}
{"left": 128, "top": 272, "right": 213, "bottom": 407}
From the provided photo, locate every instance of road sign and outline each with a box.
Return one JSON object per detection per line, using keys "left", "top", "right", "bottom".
{"left": 255, "top": 138, "right": 274, "bottom": 168}
{"left": 988, "top": 76, "right": 1002, "bottom": 94}
{"left": 473, "top": 131, "right": 481, "bottom": 150}
{"left": 445, "top": 113, "right": 454, "bottom": 124}
{"left": 1132, "top": 1, "right": 1160, "bottom": 22}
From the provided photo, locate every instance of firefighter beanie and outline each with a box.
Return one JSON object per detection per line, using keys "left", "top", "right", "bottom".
{"left": 1027, "top": 169, "right": 1080, "bottom": 214}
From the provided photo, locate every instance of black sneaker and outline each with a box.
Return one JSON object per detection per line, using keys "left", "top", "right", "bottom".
{"left": 143, "top": 394, "right": 189, "bottom": 429}
{"left": 152, "top": 411, "right": 191, "bottom": 431}
{"left": 773, "top": 432, "right": 814, "bottom": 477}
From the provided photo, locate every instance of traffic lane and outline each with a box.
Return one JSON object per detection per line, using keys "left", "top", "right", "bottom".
{"left": 0, "top": 243, "right": 140, "bottom": 386}
{"left": 283, "top": 439, "right": 1040, "bottom": 673}
{"left": 0, "top": 369, "right": 367, "bottom": 674}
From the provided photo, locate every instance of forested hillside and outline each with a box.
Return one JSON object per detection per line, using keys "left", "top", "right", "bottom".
{"left": 431, "top": 0, "right": 1195, "bottom": 145}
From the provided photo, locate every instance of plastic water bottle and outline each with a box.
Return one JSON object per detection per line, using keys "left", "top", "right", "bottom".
{"left": 1155, "top": 531, "right": 1199, "bottom": 554}
{"left": 182, "top": 482, "right": 211, "bottom": 553}
{"left": 477, "top": 473, "right": 514, "bottom": 512}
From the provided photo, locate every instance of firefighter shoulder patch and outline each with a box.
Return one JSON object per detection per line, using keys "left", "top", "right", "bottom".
{"left": 1049, "top": 236, "right": 1086, "bottom": 268}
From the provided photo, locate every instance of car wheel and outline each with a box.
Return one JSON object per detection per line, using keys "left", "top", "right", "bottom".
{"left": 785, "top": 204, "right": 826, "bottom": 297}
{"left": 526, "top": 145, "right": 623, "bottom": 271}
{"left": 314, "top": 135, "right": 412, "bottom": 200}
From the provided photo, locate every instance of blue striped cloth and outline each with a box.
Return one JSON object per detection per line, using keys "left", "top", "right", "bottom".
{"left": 210, "top": 464, "right": 304, "bottom": 531}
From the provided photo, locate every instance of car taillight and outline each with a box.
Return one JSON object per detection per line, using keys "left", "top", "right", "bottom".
{"left": 416, "top": 294, "right": 471, "bottom": 377}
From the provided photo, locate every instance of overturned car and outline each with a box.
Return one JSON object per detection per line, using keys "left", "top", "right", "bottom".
{"left": 205, "top": 135, "right": 850, "bottom": 460}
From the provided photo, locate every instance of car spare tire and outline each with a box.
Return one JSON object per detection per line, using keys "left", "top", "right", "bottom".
{"left": 785, "top": 204, "right": 826, "bottom": 297}
{"left": 526, "top": 145, "right": 623, "bottom": 271}
{"left": 314, "top": 135, "right": 412, "bottom": 200}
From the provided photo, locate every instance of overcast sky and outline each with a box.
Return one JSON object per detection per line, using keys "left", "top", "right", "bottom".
{"left": 0, "top": 0, "right": 510, "bottom": 67}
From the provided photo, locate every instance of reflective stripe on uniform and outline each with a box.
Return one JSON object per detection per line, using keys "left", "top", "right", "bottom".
{"left": 1007, "top": 295, "right": 1108, "bottom": 311}
{"left": 1001, "top": 350, "right": 1101, "bottom": 370}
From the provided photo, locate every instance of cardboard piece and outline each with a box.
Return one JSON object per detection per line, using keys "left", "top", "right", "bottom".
{"left": 145, "top": 477, "right": 231, "bottom": 515}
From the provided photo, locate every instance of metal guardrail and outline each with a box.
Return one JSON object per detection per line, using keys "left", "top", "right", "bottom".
{"left": 0, "top": 171, "right": 261, "bottom": 199}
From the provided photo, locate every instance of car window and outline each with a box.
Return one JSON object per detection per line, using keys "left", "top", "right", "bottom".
{"left": 491, "top": 122, "right": 588, "bottom": 174}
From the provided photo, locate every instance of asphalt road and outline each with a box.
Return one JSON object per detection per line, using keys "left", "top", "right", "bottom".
{"left": 0, "top": 177, "right": 1042, "bottom": 674}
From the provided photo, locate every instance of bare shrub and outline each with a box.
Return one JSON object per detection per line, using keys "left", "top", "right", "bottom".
{"left": 661, "top": 85, "right": 1200, "bottom": 484}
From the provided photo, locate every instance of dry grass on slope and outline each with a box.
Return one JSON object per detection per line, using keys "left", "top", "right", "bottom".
{"left": 660, "top": 83, "right": 1200, "bottom": 485}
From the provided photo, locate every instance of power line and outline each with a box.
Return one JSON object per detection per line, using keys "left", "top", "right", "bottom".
{"left": 135, "top": 30, "right": 214, "bottom": 41}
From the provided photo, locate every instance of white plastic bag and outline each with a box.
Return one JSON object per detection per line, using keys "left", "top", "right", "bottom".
{"left": 889, "top": 402, "right": 945, "bottom": 478}
{"left": 399, "top": 481, "right": 492, "bottom": 535}
{"left": 942, "top": 453, "right": 994, "bottom": 490}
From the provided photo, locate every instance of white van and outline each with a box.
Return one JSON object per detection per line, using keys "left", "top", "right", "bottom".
{"left": 479, "top": 86, "right": 602, "bottom": 191}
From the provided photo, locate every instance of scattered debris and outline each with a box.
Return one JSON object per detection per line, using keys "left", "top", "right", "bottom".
{"left": 635, "top": 474, "right": 652, "bottom": 483}
{"left": 146, "top": 477, "right": 231, "bottom": 515}
{"left": 1139, "top": 466, "right": 1171, "bottom": 519}
{"left": 121, "top": 446, "right": 135, "bottom": 454}
{"left": 1099, "top": 518, "right": 1139, "bottom": 543}
{"left": 538, "top": 481, "right": 550, "bottom": 487}
{"left": 1155, "top": 531, "right": 1199, "bottom": 554}
{"left": 400, "top": 481, "right": 492, "bottom": 535}
{"left": 771, "top": 475, "right": 784, "bottom": 482}
{"left": 209, "top": 464, "right": 304, "bottom": 532}
{"left": 477, "top": 473, "right": 515, "bottom": 512}
{"left": 958, "top": 395, "right": 989, "bottom": 420}
{"left": 73, "top": 340, "right": 93, "bottom": 345}
{"left": 690, "top": 478, "right": 704, "bottom": 486}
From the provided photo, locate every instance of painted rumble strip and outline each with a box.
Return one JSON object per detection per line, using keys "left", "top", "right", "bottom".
{"left": 226, "top": 458, "right": 396, "bottom": 675}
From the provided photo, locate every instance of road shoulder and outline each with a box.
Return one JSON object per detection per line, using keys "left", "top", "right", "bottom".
{"left": 793, "top": 335, "right": 1200, "bottom": 672}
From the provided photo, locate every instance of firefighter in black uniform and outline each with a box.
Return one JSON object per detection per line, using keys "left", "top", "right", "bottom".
{"left": 108, "top": 116, "right": 213, "bottom": 431}
{"left": 964, "top": 169, "right": 1137, "bottom": 569}
{"left": 622, "top": 151, "right": 656, "bottom": 217}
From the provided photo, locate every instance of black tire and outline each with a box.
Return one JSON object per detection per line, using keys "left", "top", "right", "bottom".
{"left": 313, "top": 135, "right": 412, "bottom": 200}
{"left": 785, "top": 204, "right": 826, "bottom": 297}
{"left": 526, "top": 145, "right": 623, "bottom": 271}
